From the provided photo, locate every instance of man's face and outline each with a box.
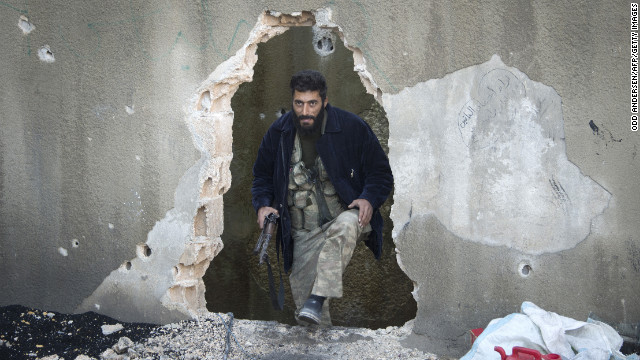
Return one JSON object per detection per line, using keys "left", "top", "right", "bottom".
{"left": 292, "top": 90, "right": 328, "bottom": 135}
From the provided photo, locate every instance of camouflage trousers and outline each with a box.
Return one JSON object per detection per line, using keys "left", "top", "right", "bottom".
{"left": 289, "top": 209, "right": 371, "bottom": 326}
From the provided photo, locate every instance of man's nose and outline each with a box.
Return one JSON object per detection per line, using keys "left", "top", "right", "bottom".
{"left": 302, "top": 104, "right": 312, "bottom": 115}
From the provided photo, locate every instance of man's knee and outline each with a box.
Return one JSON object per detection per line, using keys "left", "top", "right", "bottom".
{"left": 337, "top": 209, "right": 359, "bottom": 224}
{"left": 323, "top": 209, "right": 360, "bottom": 239}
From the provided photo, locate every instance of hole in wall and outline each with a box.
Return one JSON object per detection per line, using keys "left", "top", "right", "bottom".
{"left": 136, "top": 243, "right": 152, "bottom": 259}
{"left": 37, "top": 45, "right": 55, "bottom": 63}
{"left": 18, "top": 15, "right": 35, "bottom": 34}
{"left": 312, "top": 25, "right": 336, "bottom": 56}
{"left": 202, "top": 20, "right": 416, "bottom": 329}
{"left": 519, "top": 262, "right": 533, "bottom": 277}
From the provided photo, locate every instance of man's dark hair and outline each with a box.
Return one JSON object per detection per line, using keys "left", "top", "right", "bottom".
{"left": 290, "top": 70, "right": 327, "bottom": 101}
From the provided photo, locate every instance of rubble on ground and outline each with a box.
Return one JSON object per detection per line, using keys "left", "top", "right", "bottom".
{"left": 0, "top": 305, "right": 439, "bottom": 359}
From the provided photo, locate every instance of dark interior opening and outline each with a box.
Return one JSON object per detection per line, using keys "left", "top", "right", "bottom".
{"left": 203, "top": 25, "right": 416, "bottom": 329}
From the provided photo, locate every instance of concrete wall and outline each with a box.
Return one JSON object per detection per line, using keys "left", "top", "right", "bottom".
{"left": 1, "top": 1, "right": 638, "bottom": 356}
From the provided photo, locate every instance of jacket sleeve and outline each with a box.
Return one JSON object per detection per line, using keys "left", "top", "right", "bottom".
{"left": 358, "top": 122, "right": 394, "bottom": 210}
{"left": 251, "top": 126, "right": 278, "bottom": 213}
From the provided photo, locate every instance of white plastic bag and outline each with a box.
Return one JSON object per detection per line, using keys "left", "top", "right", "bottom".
{"left": 521, "top": 302, "right": 623, "bottom": 359}
{"left": 461, "top": 302, "right": 634, "bottom": 360}
{"left": 461, "top": 312, "right": 546, "bottom": 360}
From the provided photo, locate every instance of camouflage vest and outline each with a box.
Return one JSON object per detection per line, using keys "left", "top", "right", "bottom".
{"left": 288, "top": 134, "right": 345, "bottom": 232}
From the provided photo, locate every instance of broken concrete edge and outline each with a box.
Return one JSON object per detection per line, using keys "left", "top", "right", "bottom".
{"left": 385, "top": 55, "right": 615, "bottom": 335}
{"left": 385, "top": 54, "right": 612, "bottom": 252}
{"left": 74, "top": 8, "right": 392, "bottom": 326}
{"left": 184, "top": 7, "right": 388, "bottom": 318}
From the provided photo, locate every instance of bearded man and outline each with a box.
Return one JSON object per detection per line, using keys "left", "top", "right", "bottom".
{"left": 251, "top": 70, "right": 393, "bottom": 326}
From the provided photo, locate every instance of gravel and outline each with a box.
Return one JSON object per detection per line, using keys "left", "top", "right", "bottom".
{"left": 0, "top": 305, "right": 440, "bottom": 359}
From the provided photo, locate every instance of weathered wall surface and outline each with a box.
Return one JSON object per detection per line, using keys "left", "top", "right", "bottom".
{"left": 1, "top": 0, "right": 638, "bottom": 357}
{"left": 384, "top": 55, "right": 635, "bottom": 355}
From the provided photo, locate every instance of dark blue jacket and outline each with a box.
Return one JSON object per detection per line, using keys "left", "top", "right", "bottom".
{"left": 251, "top": 104, "right": 394, "bottom": 273}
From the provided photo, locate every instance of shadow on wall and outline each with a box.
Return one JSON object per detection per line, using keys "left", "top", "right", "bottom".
{"left": 203, "top": 25, "right": 416, "bottom": 329}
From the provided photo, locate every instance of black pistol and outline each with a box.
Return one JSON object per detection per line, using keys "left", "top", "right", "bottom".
{"left": 253, "top": 212, "right": 279, "bottom": 265}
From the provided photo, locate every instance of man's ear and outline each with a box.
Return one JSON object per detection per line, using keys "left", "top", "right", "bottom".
{"left": 323, "top": 97, "right": 329, "bottom": 108}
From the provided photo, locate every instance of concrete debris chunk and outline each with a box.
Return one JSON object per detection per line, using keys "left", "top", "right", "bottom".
{"left": 74, "top": 355, "right": 96, "bottom": 360}
{"left": 36, "top": 355, "right": 63, "bottom": 360}
{"left": 101, "top": 324, "right": 124, "bottom": 335}
{"left": 99, "top": 348, "right": 121, "bottom": 360}
{"left": 112, "top": 336, "right": 134, "bottom": 354}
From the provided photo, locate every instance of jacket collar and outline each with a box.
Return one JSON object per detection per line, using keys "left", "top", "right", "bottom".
{"left": 322, "top": 104, "right": 341, "bottom": 133}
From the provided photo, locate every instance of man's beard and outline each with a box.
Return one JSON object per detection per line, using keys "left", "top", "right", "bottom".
{"left": 293, "top": 106, "right": 324, "bottom": 137}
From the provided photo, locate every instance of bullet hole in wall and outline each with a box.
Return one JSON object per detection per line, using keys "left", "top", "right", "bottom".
{"left": 137, "top": 244, "right": 152, "bottom": 259}
{"left": 519, "top": 262, "right": 532, "bottom": 277}
{"left": 312, "top": 25, "right": 336, "bottom": 56}
{"left": 37, "top": 45, "right": 55, "bottom": 63}
{"left": 317, "top": 37, "right": 334, "bottom": 52}
{"left": 18, "top": 15, "right": 35, "bottom": 34}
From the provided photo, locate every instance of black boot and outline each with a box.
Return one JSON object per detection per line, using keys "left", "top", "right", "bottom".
{"left": 298, "top": 294, "right": 325, "bottom": 325}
